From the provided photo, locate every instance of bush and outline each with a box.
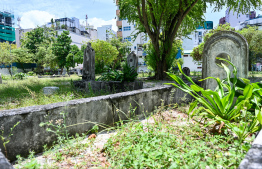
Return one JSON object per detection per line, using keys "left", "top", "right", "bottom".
{"left": 13, "top": 73, "right": 27, "bottom": 80}
{"left": 97, "top": 69, "right": 123, "bottom": 82}
{"left": 122, "top": 62, "right": 138, "bottom": 82}
{"left": 27, "top": 71, "right": 35, "bottom": 76}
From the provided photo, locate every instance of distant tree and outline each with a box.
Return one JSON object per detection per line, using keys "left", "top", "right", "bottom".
{"left": 11, "top": 48, "right": 33, "bottom": 73}
{"left": 144, "top": 39, "right": 183, "bottom": 72}
{"left": 52, "top": 30, "right": 72, "bottom": 74}
{"left": 118, "top": 0, "right": 261, "bottom": 79}
{"left": 0, "top": 42, "right": 17, "bottom": 76}
{"left": 109, "top": 36, "right": 132, "bottom": 69}
{"left": 91, "top": 40, "right": 119, "bottom": 73}
{"left": 66, "top": 44, "right": 80, "bottom": 74}
{"left": 238, "top": 26, "right": 262, "bottom": 70}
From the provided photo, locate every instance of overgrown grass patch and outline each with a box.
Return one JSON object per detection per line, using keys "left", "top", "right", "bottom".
{"left": 12, "top": 105, "right": 253, "bottom": 168}
{"left": 104, "top": 110, "right": 252, "bottom": 168}
{"left": 0, "top": 75, "right": 109, "bottom": 111}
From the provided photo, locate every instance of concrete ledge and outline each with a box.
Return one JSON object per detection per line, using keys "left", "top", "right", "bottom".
{"left": 0, "top": 85, "right": 192, "bottom": 162}
{"left": 0, "top": 149, "right": 13, "bottom": 169}
{"left": 239, "top": 130, "right": 262, "bottom": 169}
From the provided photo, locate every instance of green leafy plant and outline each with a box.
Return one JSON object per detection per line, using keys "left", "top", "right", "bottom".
{"left": 13, "top": 72, "right": 27, "bottom": 80}
{"left": 122, "top": 62, "right": 138, "bottom": 82}
{"left": 27, "top": 71, "right": 35, "bottom": 76}
{"left": 97, "top": 69, "right": 124, "bottom": 82}
{"left": 166, "top": 58, "right": 262, "bottom": 141}
{"left": 0, "top": 121, "right": 20, "bottom": 157}
{"left": 39, "top": 111, "right": 70, "bottom": 144}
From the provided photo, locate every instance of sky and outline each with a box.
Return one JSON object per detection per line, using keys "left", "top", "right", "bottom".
{"left": 0, "top": 0, "right": 260, "bottom": 32}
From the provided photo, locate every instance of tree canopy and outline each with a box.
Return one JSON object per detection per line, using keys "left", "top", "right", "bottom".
{"left": 52, "top": 30, "right": 72, "bottom": 73}
{"left": 91, "top": 39, "right": 119, "bottom": 73}
{"left": 118, "top": 0, "right": 261, "bottom": 79}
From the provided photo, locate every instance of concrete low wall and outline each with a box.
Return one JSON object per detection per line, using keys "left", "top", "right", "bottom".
{"left": 239, "top": 130, "right": 262, "bottom": 169}
{"left": 0, "top": 85, "right": 192, "bottom": 161}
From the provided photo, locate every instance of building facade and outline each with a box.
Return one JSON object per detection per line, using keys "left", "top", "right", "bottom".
{"left": 0, "top": 11, "right": 15, "bottom": 43}
{"left": 219, "top": 8, "right": 256, "bottom": 29}
{"left": 182, "top": 21, "right": 213, "bottom": 72}
{"left": 97, "top": 25, "right": 116, "bottom": 41}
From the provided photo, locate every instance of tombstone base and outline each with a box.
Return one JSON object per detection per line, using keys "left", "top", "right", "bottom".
{"left": 73, "top": 80, "right": 143, "bottom": 93}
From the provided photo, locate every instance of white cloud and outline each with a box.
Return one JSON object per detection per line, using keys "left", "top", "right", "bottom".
{"left": 20, "top": 10, "right": 56, "bottom": 29}
{"left": 87, "top": 17, "right": 117, "bottom": 32}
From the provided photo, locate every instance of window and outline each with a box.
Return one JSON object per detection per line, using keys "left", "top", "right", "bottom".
{"left": 123, "top": 26, "right": 131, "bottom": 31}
{"left": 239, "top": 15, "right": 240, "bottom": 17}
{"left": 198, "top": 32, "right": 202, "bottom": 36}
{"left": 246, "top": 14, "right": 249, "bottom": 18}
{"left": 134, "top": 46, "right": 136, "bottom": 50}
{"left": 197, "top": 67, "right": 202, "bottom": 69}
{"left": 184, "top": 55, "right": 189, "bottom": 57}
{"left": 124, "top": 37, "right": 131, "bottom": 42}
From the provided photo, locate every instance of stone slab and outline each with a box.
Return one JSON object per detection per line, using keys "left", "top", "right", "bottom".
{"left": 43, "top": 87, "right": 59, "bottom": 95}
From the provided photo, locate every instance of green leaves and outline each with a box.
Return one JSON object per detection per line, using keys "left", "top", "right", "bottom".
{"left": 166, "top": 57, "right": 262, "bottom": 141}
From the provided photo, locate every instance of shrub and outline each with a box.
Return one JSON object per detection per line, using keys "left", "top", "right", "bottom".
{"left": 122, "top": 62, "right": 138, "bottom": 82}
{"left": 13, "top": 73, "right": 27, "bottom": 80}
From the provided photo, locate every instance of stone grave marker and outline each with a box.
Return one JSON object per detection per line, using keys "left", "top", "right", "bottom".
{"left": 82, "top": 42, "right": 95, "bottom": 81}
{"left": 127, "top": 51, "right": 138, "bottom": 71}
{"left": 202, "top": 31, "right": 248, "bottom": 90}
{"left": 182, "top": 67, "right": 190, "bottom": 80}
{"left": 0, "top": 73, "right": 2, "bottom": 84}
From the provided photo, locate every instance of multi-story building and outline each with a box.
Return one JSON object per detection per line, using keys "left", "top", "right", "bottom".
{"left": 236, "top": 15, "right": 262, "bottom": 30}
{"left": 182, "top": 21, "right": 213, "bottom": 71}
{"left": 219, "top": 8, "right": 256, "bottom": 28}
{"left": 116, "top": 1, "right": 149, "bottom": 72}
{"left": 97, "top": 25, "right": 116, "bottom": 41}
{"left": 0, "top": 11, "right": 15, "bottom": 43}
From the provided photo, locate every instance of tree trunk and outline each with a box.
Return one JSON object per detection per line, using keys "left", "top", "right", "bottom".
{"left": 155, "top": 54, "right": 167, "bottom": 80}
{"left": 7, "top": 67, "right": 12, "bottom": 77}
{"left": 61, "top": 67, "right": 64, "bottom": 75}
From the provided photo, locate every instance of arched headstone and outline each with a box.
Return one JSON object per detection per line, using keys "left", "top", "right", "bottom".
{"left": 202, "top": 31, "right": 248, "bottom": 90}
{"left": 127, "top": 51, "right": 138, "bottom": 71}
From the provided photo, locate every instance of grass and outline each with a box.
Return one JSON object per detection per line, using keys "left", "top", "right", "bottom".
{"left": 0, "top": 75, "right": 109, "bottom": 111}
{"left": 13, "top": 104, "right": 253, "bottom": 169}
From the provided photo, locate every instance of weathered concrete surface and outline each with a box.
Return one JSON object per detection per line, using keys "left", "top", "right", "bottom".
{"left": 82, "top": 42, "right": 95, "bottom": 81}
{"left": 239, "top": 130, "right": 262, "bottom": 169}
{"left": 202, "top": 31, "right": 248, "bottom": 90}
{"left": 0, "top": 85, "right": 192, "bottom": 161}
{"left": 74, "top": 80, "right": 143, "bottom": 93}
{"left": 0, "top": 149, "right": 13, "bottom": 169}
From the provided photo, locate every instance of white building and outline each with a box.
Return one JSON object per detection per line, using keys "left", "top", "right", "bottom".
{"left": 181, "top": 21, "right": 213, "bottom": 72}
{"left": 97, "top": 25, "right": 116, "bottom": 41}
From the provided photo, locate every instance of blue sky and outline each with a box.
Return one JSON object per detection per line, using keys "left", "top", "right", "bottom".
{"left": 0, "top": 0, "right": 259, "bottom": 32}
{"left": 0, "top": 0, "right": 118, "bottom": 30}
